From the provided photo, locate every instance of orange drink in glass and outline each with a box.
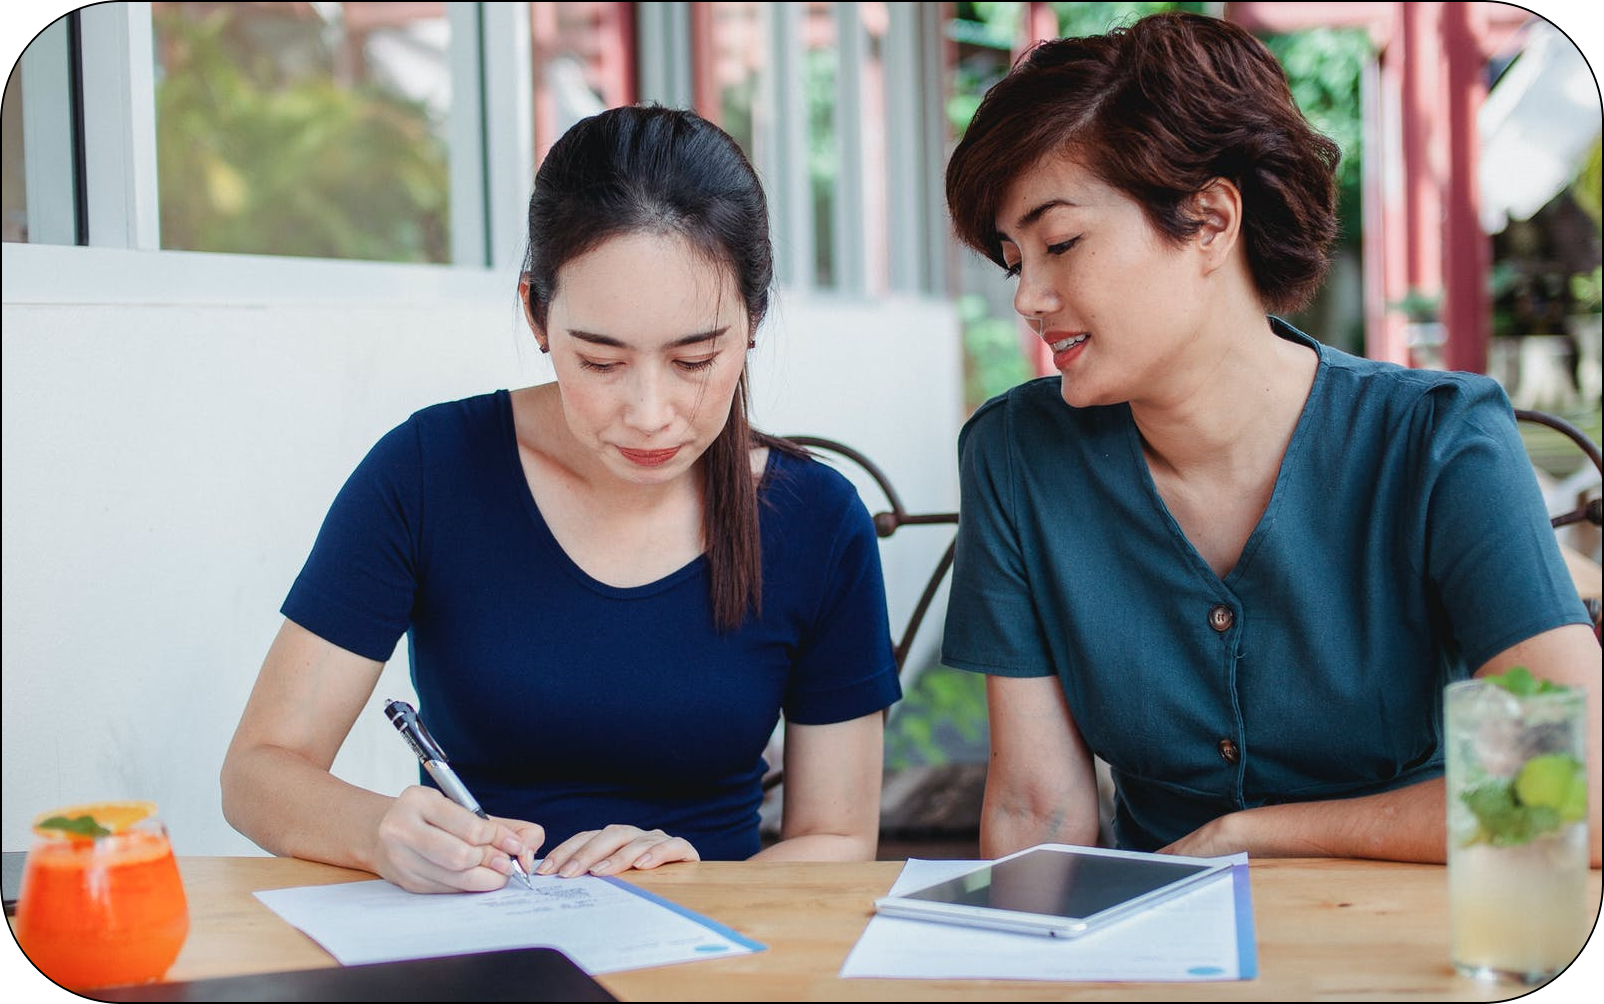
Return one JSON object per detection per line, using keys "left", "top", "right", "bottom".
{"left": 14, "top": 801, "right": 189, "bottom": 991}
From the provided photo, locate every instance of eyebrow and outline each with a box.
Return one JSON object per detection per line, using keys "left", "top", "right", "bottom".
{"left": 997, "top": 198, "right": 1081, "bottom": 242}
{"left": 564, "top": 326, "right": 729, "bottom": 349}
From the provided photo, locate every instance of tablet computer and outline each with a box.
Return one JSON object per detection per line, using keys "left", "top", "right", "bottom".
{"left": 873, "top": 843, "right": 1231, "bottom": 938}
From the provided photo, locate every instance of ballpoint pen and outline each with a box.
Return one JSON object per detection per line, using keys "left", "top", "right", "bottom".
{"left": 383, "top": 698, "right": 534, "bottom": 890}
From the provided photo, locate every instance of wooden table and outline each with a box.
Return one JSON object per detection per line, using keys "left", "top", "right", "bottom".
{"left": 8, "top": 857, "right": 1601, "bottom": 1001}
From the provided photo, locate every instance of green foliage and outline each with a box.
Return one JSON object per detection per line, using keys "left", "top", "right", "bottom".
{"left": 1573, "top": 138, "right": 1602, "bottom": 230}
{"left": 1571, "top": 265, "right": 1603, "bottom": 315}
{"left": 951, "top": 2, "right": 1022, "bottom": 49}
{"left": 1390, "top": 287, "right": 1442, "bottom": 323}
{"left": 886, "top": 664, "right": 990, "bottom": 770}
{"left": 1051, "top": 2, "right": 1201, "bottom": 39}
{"left": 946, "top": 2, "right": 1196, "bottom": 137}
{"left": 945, "top": 1, "right": 1022, "bottom": 138}
{"left": 805, "top": 45, "right": 839, "bottom": 285}
{"left": 960, "top": 294, "right": 1036, "bottom": 408}
{"left": 1261, "top": 29, "right": 1370, "bottom": 247}
{"left": 154, "top": 6, "right": 450, "bottom": 262}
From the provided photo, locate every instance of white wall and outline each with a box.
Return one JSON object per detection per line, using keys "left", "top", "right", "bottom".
{"left": 0, "top": 244, "right": 961, "bottom": 855}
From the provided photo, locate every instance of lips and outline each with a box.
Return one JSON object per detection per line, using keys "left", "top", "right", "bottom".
{"left": 618, "top": 446, "right": 681, "bottom": 467}
{"left": 1045, "top": 331, "right": 1089, "bottom": 370}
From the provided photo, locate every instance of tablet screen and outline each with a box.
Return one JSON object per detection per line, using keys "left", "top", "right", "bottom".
{"left": 901, "top": 848, "right": 1213, "bottom": 920}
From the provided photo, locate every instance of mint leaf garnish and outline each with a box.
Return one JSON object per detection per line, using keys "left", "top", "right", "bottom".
{"left": 1459, "top": 753, "right": 1585, "bottom": 847}
{"left": 1482, "top": 666, "right": 1573, "bottom": 697}
{"left": 37, "top": 814, "right": 111, "bottom": 839}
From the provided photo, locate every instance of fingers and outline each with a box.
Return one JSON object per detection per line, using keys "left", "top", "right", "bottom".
{"left": 490, "top": 815, "right": 546, "bottom": 878}
{"left": 534, "top": 824, "right": 701, "bottom": 878}
{"left": 375, "top": 787, "right": 541, "bottom": 893}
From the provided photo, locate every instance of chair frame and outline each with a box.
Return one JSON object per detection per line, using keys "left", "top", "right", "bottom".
{"left": 1515, "top": 408, "right": 1604, "bottom": 633}
{"left": 784, "top": 436, "right": 959, "bottom": 672}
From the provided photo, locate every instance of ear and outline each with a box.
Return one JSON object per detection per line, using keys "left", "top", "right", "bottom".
{"left": 1192, "top": 179, "right": 1243, "bottom": 274}
{"left": 517, "top": 274, "right": 549, "bottom": 352}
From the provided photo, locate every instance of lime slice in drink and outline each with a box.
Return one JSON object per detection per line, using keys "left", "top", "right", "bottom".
{"left": 1558, "top": 773, "right": 1588, "bottom": 823}
{"left": 1514, "top": 754, "right": 1582, "bottom": 810}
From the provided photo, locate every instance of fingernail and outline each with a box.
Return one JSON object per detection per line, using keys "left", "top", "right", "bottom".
{"left": 589, "top": 859, "right": 611, "bottom": 874}
{"left": 635, "top": 853, "right": 652, "bottom": 867}
{"left": 559, "top": 862, "right": 583, "bottom": 878}
{"left": 535, "top": 859, "right": 555, "bottom": 875}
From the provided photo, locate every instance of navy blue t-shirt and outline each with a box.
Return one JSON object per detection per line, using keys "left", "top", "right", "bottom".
{"left": 283, "top": 390, "right": 900, "bottom": 860}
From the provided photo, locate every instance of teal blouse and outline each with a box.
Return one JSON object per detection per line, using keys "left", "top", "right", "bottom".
{"left": 941, "top": 321, "right": 1590, "bottom": 850}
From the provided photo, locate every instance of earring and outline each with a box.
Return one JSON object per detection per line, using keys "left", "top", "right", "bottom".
{"left": 538, "top": 342, "right": 549, "bottom": 354}
{"left": 747, "top": 339, "right": 756, "bottom": 350}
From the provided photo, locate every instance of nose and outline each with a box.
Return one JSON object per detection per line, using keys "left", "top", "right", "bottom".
{"left": 623, "top": 365, "right": 675, "bottom": 435}
{"left": 1012, "top": 265, "right": 1062, "bottom": 323}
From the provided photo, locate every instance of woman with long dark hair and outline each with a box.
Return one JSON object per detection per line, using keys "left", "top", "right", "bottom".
{"left": 222, "top": 106, "right": 900, "bottom": 891}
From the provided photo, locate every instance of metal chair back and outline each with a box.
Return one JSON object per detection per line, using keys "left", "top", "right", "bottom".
{"left": 1515, "top": 408, "right": 1603, "bottom": 633}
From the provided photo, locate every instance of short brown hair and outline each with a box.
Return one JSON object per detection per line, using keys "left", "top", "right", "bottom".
{"left": 945, "top": 12, "right": 1340, "bottom": 314}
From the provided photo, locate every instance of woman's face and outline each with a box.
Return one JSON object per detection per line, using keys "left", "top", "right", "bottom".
{"left": 996, "top": 156, "right": 1208, "bottom": 409}
{"left": 536, "top": 231, "right": 751, "bottom": 486}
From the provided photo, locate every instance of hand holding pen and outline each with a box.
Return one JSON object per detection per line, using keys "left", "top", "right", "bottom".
{"left": 381, "top": 699, "right": 538, "bottom": 885}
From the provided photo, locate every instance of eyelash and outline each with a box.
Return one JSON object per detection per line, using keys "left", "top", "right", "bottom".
{"left": 1002, "top": 237, "right": 1081, "bottom": 279}
{"left": 577, "top": 357, "right": 718, "bottom": 374}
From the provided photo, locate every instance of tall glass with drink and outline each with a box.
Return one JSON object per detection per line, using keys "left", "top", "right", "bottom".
{"left": 1445, "top": 668, "right": 1589, "bottom": 983}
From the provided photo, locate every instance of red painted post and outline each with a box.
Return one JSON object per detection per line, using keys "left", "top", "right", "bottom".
{"left": 1440, "top": 2, "right": 1490, "bottom": 374}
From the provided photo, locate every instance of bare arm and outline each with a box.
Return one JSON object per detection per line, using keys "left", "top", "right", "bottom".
{"left": 220, "top": 619, "right": 542, "bottom": 890}
{"left": 753, "top": 711, "right": 886, "bottom": 862}
{"left": 1162, "top": 624, "right": 1601, "bottom": 865}
{"left": 980, "top": 674, "right": 1102, "bottom": 857}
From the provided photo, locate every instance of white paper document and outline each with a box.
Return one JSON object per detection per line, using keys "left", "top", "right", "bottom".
{"left": 841, "top": 853, "right": 1256, "bottom": 982}
{"left": 254, "top": 872, "right": 764, "bottom": 975}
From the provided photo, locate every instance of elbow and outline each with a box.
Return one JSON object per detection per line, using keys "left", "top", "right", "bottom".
{"left": 218, "top": 743, "right": 258, "bottom": 840}
{"left": 980, "top": 790, "right": 1100, "bottom": 858}
{"left": 218, "top": 751, "right": 244, "bottom": 833}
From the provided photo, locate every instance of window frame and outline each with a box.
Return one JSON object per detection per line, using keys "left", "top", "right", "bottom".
{"left": 4, "top": 1, "right": 951, "bottom": 307}
{"left": 3, "top": 1, "right": 533, "bottom": 307}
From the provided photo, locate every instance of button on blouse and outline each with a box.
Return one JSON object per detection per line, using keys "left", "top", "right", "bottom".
{"left": 1208, "top": 604, "right": 1234, "bottom": 632}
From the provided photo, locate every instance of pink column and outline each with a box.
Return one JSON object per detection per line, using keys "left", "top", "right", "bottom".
{"left": 1440, "top": 2, "right": 1490, "bottom": 374}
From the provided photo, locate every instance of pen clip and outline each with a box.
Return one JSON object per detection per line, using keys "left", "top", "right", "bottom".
{"left": 383, "top": 698, "right": 449, "bottom": 764}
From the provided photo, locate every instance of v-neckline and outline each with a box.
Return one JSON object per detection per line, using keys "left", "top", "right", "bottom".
{"left": 1123, "top": 323, "right": 1327, "bottom": 591}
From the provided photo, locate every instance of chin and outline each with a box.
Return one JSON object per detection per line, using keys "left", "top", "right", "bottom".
{"left": 1057, "top": 376, "right": 1122, "bottom": 410}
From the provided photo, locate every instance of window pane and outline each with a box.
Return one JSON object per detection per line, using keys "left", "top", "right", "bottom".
{"left": 530, "top": 2, "right": 632, "bottom": 163}
{"left": 2, "top": 63, "right": 27, "bottom": 242}
{"left": 705, "top": 1, "right": 769, "bottom": 164}
{"left": 806, "top": 3, "right": 838, "bottom": 289}
{"left": 3, "top": 13, "right": 78, "bottom": 246}
{"left": 151, "top": 2, "right": 454, "bottom": 263}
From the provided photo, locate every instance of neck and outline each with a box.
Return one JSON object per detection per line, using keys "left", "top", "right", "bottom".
{"left": 1130, "top": 312, "right": 1314, "bottom": 479}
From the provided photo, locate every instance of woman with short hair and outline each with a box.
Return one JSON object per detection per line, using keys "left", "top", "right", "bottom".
{"left": 941, "top": 12, "right": 1599, "bottom": 863}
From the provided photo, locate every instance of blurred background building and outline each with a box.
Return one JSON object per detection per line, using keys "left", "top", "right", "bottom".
{"left": 2, "top": 2, "right": 1600, "bottom": 855}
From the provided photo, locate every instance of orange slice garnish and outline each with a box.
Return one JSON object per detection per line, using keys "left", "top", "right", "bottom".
{"left": 33, "top": 800, "right": 158, "bottom": 839}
